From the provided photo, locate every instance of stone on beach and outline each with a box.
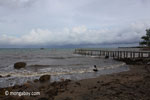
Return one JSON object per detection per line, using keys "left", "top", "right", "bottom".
{"left": 39, "top": 75, "right": 51, "bottom": 83}
{"left": 14, "top": 62, "right": 26, "bottom": 69}
{"left": 6, "top": 75, "right": 11, "bottom": 77}
{"left": 114, "top": 58, "right": 150, "bottom": 65}
{"left": 34, "top": 79, "right": 39, "bottom": 83}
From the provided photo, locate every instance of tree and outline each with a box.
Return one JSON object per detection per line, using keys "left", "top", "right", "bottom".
{"left": 139, "top": 29, "right": 150, "bottom": 47}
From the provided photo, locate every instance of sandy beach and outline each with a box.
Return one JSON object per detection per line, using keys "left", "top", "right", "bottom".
{"left": 0, "top": 61, "right": 150, "bottom": 100}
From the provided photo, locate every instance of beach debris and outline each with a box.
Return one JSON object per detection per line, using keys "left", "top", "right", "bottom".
{"left": 39, "top": 75, "right": 51, "bottom": 83}
{"left": 93, "top": 65, "right": 98, "bottom": 72}
{"left": 14, "top": 62, "right": 26, "bottom": 69}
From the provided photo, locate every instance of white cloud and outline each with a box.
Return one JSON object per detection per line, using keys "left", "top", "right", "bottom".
{"left": 0, "top": 0, "right": 150, "bottom": 47}
{"left": 0, "top": 22, "right": 149, "bottom": 47}
{"left": 0, "top": 0, "right": 37, "bottom": 8}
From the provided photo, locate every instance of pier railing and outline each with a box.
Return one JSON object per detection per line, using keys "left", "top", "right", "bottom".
{"left": 74, "top": 49, "right": 150, "bottom": 59}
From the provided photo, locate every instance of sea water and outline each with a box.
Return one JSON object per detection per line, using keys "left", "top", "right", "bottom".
{"left": 0, "top": 48, "right": 129, "bottom": 88}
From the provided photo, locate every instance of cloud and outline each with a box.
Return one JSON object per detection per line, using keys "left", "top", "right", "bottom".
{"left": 0, "top": 0, "right": 37, "bottom": 8}
{"left": 0, "top": 0, "right": 150, "bottom": 47}
{"left": 0, "top": 19, "right": 6, "bottom": 23}
{"left": 0, "top": 21, "right": 150, "bottom": 47}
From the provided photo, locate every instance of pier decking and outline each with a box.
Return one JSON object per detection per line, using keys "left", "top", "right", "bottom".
{"left": 74, "top": 49, "right": 150, "bottom": 59}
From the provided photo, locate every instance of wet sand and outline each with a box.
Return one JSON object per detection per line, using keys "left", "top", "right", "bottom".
{"left": 0, "top": 64, "right": 150, "bottom": 100}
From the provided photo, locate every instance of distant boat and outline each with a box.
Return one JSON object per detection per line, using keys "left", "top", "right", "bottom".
{"left": 40, "top": 48, "right": 44, "bottom": 50}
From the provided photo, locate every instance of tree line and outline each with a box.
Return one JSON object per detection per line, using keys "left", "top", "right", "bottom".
{"left": 139, "top": 29, "right": 150, "bottom": 47}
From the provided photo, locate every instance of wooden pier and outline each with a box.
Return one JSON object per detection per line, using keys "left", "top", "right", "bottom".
{"left": 74, "top": 49, "right": 150, "bottom": 59}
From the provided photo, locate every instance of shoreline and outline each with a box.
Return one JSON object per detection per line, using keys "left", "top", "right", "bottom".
{"left": 0, "top": 61, "right": 150, "bottom": 99}
{"left": 0, "top": 61, "right": 127, "bottom": 88}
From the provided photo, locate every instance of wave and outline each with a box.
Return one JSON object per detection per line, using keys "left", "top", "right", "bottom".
{"left": 0, "top": 63, "right": 128, "bottom": 88}
{"left": 0, "top": 63, "right": 126, "bottom": 77}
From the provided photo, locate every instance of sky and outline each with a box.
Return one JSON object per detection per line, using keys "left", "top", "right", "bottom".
{"left": 0, "top": 0, "right": 150, "bottom": 48}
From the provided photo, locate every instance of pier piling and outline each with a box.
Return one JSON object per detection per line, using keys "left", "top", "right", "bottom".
{"left": 74, "top": 49, "right": 150, "bottom": 59}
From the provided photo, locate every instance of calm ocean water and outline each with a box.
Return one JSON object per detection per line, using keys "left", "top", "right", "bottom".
{"left": 0, "top": 48, "right": 128, "bottom": 88}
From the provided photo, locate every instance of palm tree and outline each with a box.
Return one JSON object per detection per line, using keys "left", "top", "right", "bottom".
{"left": 139, "top": 29, "right": 150, "bottom": 47}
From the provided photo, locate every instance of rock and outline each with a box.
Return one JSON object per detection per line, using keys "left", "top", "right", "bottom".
{"left": 0, "top": 75, "right": 2, "bottom": 78}
{"left": 39, "top": 86, "right": 46, "bottom": 91}
{"left": 46, "top": 87, "right": 58, "bottom": 97}
{"left": 6, "top": 75, "right": 11, "bottom": 77}
{"left": 22, "top": 82, "right": 32, "bottom": 89}
{"left": 39, "top": 75, "right": 51, "bottom": 83}
{"left": 114, "top": 58, "right": 143, "bottom": 65}
{"left": 115, "top": 58, "right": 150, "bottom": 65}
{"left": 14, "top": 62, "right": 26, "bottom": 69}
{"left": 12, "top": 85, "right": 21, "bottom": 89}
{"left": 34, "top": 79, "right": 39, "bottom": 83}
